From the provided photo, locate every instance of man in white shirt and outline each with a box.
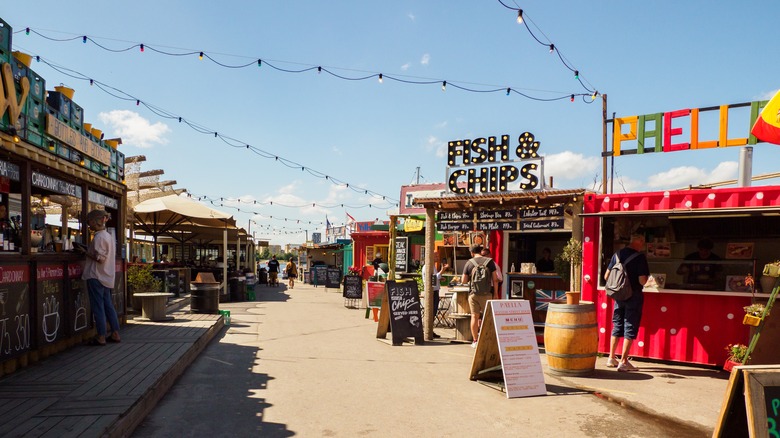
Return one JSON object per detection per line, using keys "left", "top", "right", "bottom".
{"left": 81, "top": 209, "right": 121, "bottom": 346}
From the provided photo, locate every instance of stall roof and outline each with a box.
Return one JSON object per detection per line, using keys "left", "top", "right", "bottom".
{"left": 414, "top": 188, "right": 589, "bottom": 210}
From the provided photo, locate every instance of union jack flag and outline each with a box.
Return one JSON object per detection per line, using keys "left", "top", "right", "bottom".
{"left": 535, "top": 289, "right": 566, "bottom": 311}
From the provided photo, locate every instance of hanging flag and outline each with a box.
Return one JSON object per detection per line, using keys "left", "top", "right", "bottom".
{"left": 346, "top": 212, "right": 356, "bottom": 224}
{"left": 751, "top": 90, "right": 780, "bottom": 145}
{"left": 326, "top": 216, "right": 331, "bottom": 230}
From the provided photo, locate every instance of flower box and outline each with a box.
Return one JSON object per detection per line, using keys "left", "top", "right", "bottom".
{"left": 743, "top": 314, "right": 761, "bottom": 326}
{"left": 723, "top": 359, "right": 741, "bottom": 373}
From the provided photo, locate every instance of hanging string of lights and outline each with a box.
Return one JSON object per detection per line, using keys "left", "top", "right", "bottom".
{"left": 186, "top": 193, "right": 395, "bottom": 210}
{"left": 496, "top": 1, "right": 599, "bottom": 99}
{"left": 26, "top": 55, "right": 400, "bottom": 203}
{"left": 190, "top": 194, "right": 351, "bottom": 230}
{"left": 19, "top": 27, "right": 592, "bottom": 103}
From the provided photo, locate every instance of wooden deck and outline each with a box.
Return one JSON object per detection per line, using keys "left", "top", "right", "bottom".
{"left": 0, "top": 311, "right": 223, "bottom": 438}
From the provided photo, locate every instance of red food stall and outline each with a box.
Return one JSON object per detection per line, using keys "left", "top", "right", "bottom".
{"left": 581, "top": 186, "right": 780, "bottom": 365}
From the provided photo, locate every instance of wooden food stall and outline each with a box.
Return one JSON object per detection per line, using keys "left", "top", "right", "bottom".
{"left": 0, "top": 27, "right": 127, "bottom": 373}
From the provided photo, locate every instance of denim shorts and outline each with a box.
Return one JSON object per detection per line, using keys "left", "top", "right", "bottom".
{"left": 611, "top": 297, "right": 643, "bottom": 340}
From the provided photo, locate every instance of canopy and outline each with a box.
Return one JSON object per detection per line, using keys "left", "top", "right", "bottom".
{"left": 132, "top": 194, "right": 236, "bottom": 262}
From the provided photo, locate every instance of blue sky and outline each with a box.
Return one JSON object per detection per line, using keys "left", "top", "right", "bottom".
{"left": 5, "top": 1, "right": 780, "bottom": 245}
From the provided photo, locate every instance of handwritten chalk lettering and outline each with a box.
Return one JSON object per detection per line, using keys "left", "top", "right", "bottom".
{"left": 478, "top": 210, "right": 517, "bottom": 220}
{"left": 477, "top": 222, "right": 517, "bottom": 231}
{"left": 521, "top": 205, "right": 564, "bottom": 219}
{"left": 436, "top": 222, "right": 473, "bottom": 231}
{"left": 438, "top": 211, "right": 473, "bottom": 221}
{"left": 521, "top": 219, "right": 565, "bottom": 230}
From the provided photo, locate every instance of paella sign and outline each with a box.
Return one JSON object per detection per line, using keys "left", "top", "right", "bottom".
{"left": 446, "top": 132, "right": 544, "bottom": 195}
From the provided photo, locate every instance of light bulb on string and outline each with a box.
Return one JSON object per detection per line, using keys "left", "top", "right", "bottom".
{"left": 506, "top": 88, "right": 511, "bottom": 96}
{"left": 140, "top": 44, "right": 144, "bottom": 52}
{"left": 549, "top": 44, "right": 555, "bottom": 54}
{"left": 82, "top": 36, "right": 87, "bottom": 43}
{"left": 570, "top": 94, "right": 574, "bottom": 102}
{"left": 574, "top": 70, "right": 578, "bottom": 79}
{"left": 25, "top": 27, "right": 30, "bottom": 35}
{"left": 517, "top": 10, "right": 523, "bottom": 24}
{"left": 378, "top": 73, "right": 383, "bottom": 84}
{"left": 199, "top": 52, "right": 204, "bottom": 60}
{"left": 257, "top": 59, "right": 261, "bottom": 67}
{"left": 441, "top": 81, "right": 446, "bottom": 92}
{"left": 592, "top": 91, "right": 598, "bottom": 101}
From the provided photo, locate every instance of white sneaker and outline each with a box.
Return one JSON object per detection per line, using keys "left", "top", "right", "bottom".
{"left": 471, "top": 341, "right": 478, "bottom": 349}
{"left": 617, "top": 360, "right": 638, "bottom": 372}
{"left": 605, "top": 357, "right": 619, "bottom": 368}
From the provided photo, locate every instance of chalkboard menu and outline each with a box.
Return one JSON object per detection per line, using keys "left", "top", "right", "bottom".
{"left": 312, "top": 265, "right": 328, "bottom": 286}
{"left": 395, "top": 237, "right": 408, "bottom": 273}
{"left": 343, "top": 275, "right": 362, "bottom": 299}
{"left": 326, "top": 268, "right": 341, "bottom": 288}
{"left": 113, "top": 260, "right": 125, "bottom": 316}
{"left": 521, "top": 218, "right": 565, "bottom": 231}
{"left": 36, "top": 263, "right": 66, "bottom": 345}
{"left": 385, "top": 280, "right": 424, "bottom": 345}
{"left": 714, "top": 366, "right": 780, "bottom": 437}
{"left": 166, "top": 269, "right": 182, "bottom": 297}
{"left": 0, "top": 264, "right": 31, "bottom": 360}
{"left": 67, "top": 263, "right": 90, "bottom": 335}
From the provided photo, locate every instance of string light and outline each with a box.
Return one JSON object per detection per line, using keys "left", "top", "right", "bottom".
{"left": 516, "top": 10, "right": 523, "bottom": 24}
{"left": 378, "top": 73, "right": 383, "bottom": 84}
{"left": 82, "top": 36, "right": 86, "bottom": 44}
{"left": 574, "top": 70, "right": 579, "bottom": 79}
{"left": 442, "top": 81, "right": 446, "bottom": 91}
{"left": 549, "top": 44, "right": 555, "bottom": 54}
{"left": 22, "top": 28, "right": 588, "bottom": 102}
{"left": 570, "top": 94, "right": 574, "bottom": 102}
{"left": 140, "top": 44, "right": 144, "bottom": 52}
{"left": 25, "top": 27, "right": 30, "bottom": 35}
{"left": 506, "top": 88, "right": 511, "bottom": 96}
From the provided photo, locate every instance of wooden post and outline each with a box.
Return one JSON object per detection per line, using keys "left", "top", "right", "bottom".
{"left": 601, "top": 93, "right": 608, "bottom": 194}
{"left": 424, "top": 207, "right": 435, "bottom": 340}
{"left": 388, "top": 215, "right": 397, "bottom": 279}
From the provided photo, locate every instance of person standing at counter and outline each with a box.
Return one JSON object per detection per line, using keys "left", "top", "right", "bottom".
{"left": 372, "top": 252, "right": 383, "bottom": 274}
{"left": 604, "top": 233, "right": 649, "bottom": 372}
{"left": 81, "top": 209, "right": 121, "bottom": 346}
{"left": 462, "top": 245, "right": 499, "bottom": 348}
{"left": 676, "top": 238, "right": 721, "bottom": 288}
{"left": 535, "top": 247, "right": 555, "bottom": 273}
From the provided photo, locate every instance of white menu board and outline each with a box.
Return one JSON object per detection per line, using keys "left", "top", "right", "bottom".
{"left": 491, "top": 300, "right": 546, "bottom": 398}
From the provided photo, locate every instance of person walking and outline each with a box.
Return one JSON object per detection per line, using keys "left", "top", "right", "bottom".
{"left": 285, "top": 257, "right": 298, "bottom": 289}
{"left": 603, "top": 233, "right": 649, "bottom": 372}
{"left": 461, "top": 245, "right": 499, "bottom": 348}
{"left": 267, "top": 255, "right": 280, "bottom": 286}
{"left": 81, "top": 209, "right": 121, "bottom": 346}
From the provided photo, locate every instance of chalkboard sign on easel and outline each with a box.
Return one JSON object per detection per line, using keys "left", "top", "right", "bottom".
{"left": 376, "top": 280, "right": 423, "bottom": 346}
{"left": 326, "top": 268, "right": 341, "bottom": 289}
{"left": 343, "top": 275, "right": 362, "bottom": 299}
{"left": 713, "top": 365, "right": 780, "bottom": 437}
{"left": 314, "top": 266, "right": 328, "bottom": 287}
{"left": 395, "top": 237, "right": 408, "bottom": 273}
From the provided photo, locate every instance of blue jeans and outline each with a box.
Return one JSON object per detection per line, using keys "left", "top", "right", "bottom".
{"left": 87, "top": 279, "right": 120, "bottom": 337}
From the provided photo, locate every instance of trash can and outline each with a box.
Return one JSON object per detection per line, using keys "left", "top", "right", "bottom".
{"left": 229, "top": 274, "right": 246, "bottom": 302}
{"left": 258, "top": 268, "right": 268, "bottom": 286}
{"left": 190, "top": 273, "right": 220, "bottom": 314}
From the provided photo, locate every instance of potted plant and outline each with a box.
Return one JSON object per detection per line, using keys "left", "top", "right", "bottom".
{"left": 723, "top": 343, "right": 750, "bottom": 372}
{"left": 743, "top": 302, "right": 768, "bottom": 327}
{"left": 127, "top": 264, "right": 163, "bottom": 311}
{"left": 761, "top": 260, "right": 780, "bottom": 292}
{"left": 554, "top": 238, "right": 583, "bottom": 304}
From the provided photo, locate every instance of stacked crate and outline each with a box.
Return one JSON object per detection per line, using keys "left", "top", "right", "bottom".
{"left": 0, "top": 18, "right": 12, "bottom": 131}
{"left": 24, "top": 67, "right": 46, "bottom": 147}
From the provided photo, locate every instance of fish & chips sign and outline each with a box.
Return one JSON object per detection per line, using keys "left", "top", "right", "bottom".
{"left": 446, "top": 132, "right": 544, "bottom": 195}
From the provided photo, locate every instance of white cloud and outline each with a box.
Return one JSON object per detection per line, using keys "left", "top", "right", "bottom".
{"left": 434, "top": 121, "right": 448, "bottom": 129}
{"left": 97, "top": 110, "right": 170, "bottom": 149}
{"left": 544, "top": 151, "right": 600, "bottom": 180}
{"left": 332, "top": 146, "right": 342, "bottom": 155}
{"left": 426, "top": 135, "right": 447, "bottom": 157}
{"left": 420, "top": 53, "right": 430, "bottom": 65}
{"left": 408, "top": 13, "right": 415, "bottom": 21}
{"left": 646, "top": 162, "right": 737, "bottom": 190}
{"left": 400, "top": 63, "right": 410, "bottom": 71}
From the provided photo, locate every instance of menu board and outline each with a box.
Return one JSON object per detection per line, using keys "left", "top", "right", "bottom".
{"left": 714, "top": 365, "right": 780, "bottom": 437}
{"left": 343, "top": 275, "right": 362, "bottom": 299}
{"left": 36, "top": 263, "right": 65, "bottom": 345}
{"left": 489, "top": 300, "right": 546, "bottom": 398}
{"left": 520, "top": 218, "right": 565, "bottom": 231}
{"left": 0, "top": 264, "right": 31, "bottom": 360}
{"left": 366, "top": 281, "right": 384, "bottom": 308}
{"left": 385, "top": 280, "right": 423, "bottom": 345}
{"left": 113, "top": 260, "right": 125, "bottom": 317}
{"left": 326, "top": 268, "right": 341, "bottom": 289}
{"left": 311, "top": 265, "right": 328, "bottom": 286}
{"left": 395, "top": 237, "right": 408, "bottom": 273}
{"left": 67, "top": 263, "right": 90, "bottom": 335}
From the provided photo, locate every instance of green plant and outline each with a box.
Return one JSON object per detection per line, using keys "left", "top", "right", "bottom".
{"left": 743, "top": 303, "right": 768, "bottom": 317}
{"left": 554, "top": 238, "right": 583, "bottom": 291}
{"left": 127, "top": 264, "right": 163, "bottom": 293}
{"left": 725, "top": 343, "right": 750, "bottom": 363}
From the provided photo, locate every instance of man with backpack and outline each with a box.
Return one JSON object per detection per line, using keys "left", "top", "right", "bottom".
{"left": 603, "top": 233, "right": 650, "bottom": 372}
{"left": 461, "top": 244, "right": 500, "bottom": 348}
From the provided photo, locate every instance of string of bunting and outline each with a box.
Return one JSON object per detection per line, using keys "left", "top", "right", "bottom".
{"left": 25, "top": 55, "right": 400, "bottom": 204}
{"left": 19, "top": 27, "right": 593, "bottom": 103}
{"left": 496, "top": 0, "right": 599, "bottom": 100}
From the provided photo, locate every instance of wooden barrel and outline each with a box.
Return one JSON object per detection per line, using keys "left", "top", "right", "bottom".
{"left": 543, "top": 302, "right": 598, "bottom": 376}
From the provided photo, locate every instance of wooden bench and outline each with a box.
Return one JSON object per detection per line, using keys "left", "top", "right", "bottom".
{"left": 134, "top": 292, "right": 175, "bottom": 321}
